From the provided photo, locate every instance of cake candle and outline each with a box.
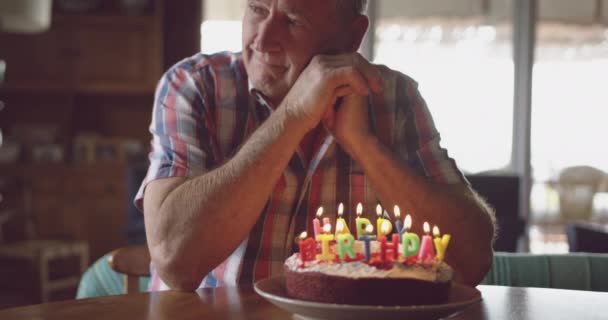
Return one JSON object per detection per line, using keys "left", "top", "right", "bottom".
{"left": 433, "top": 225, "right": 451, "bottom": 262}
{"left": 313, "top": 207, "right": 323, "bottom": 240}
{"left": 355, "top": 203, "right": 372, "bottom": 239}
{"left": 358, "top": 224, "right": 376, "bottom": 262}
{"left": 401, "top": 215, "right": 420, "bottom": 258}
{"left": 335, "top": 203, "right": 352, "bottom": 237}
{"left": 337, "top": 233, "right": 356, "bottom": 260}
{"left": 417, "top": 222, "right": 436, "bottom": 262}
{"left": 380, "top": 232, "right": 400, "bottom": 263}
{"left": 394, "top": 205, "right": 403, "bottom": 242}
{"left": 316, "top": 224, "right": 335, "bottom": 262}
{"left": 376, "top": 204, "right": 392, "bottom": 238}
{"left": 297, "top": 231, "right": 316, "bottom": 266}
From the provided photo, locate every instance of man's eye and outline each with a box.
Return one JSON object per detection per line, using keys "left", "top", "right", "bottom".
{"left": 249, "top": 4, "right": 267, "bottom": 16}
{"left": 287, "top": 18, "right": 302, "bottom": 27}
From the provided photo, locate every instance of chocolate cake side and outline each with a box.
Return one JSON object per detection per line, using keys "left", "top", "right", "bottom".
{"left": 284, "top": 267, "right": 451, "bottom": 306}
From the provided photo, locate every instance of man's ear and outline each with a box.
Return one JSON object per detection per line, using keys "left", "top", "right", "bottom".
{"left": 347, "top": 15, "right": 369, "bottom": 52}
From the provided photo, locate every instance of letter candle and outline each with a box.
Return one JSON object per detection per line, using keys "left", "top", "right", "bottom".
{"left": 335, "top": 203, "right": 351, "bottom": 237}
{"left": 433, "top": 225, "right": 451, "bottom": 262}
{"left": 313, "top": 207, "right": 323, "bottom": 240}
{"left": 358, "top": 224, "right": 376, "bottom": 262}
{"left": 394, "top": 205, "right": 403, "bottom": 242}
{"left": 337, "top": 233, "right": 356, "bottom": 260}
{"left": 401, "top": 214, "right": 420, "bottom": 258}
{"left": 379, "top": 222, "right": 399, "bottom": 263}
{"left": 376, "top": 204, "right": 392, "bottom": 238}
{"left": 417, "top": 222, "right": 436, "bottom": 262}
{"left": 316, "top": 223, "right": 335, "bottom": 262}
{"left": 297, "top": 231, "right": 316, "bottom": 265}
{"left": 355, "top": 203, "right": 372, "bottom": 239}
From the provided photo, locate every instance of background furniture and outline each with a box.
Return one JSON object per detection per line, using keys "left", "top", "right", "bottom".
{"left": 566, "top": 223, "right": 608, "bottom": 253}
{"left": 465, "top": 174, "right": 524, "bottom": 252}
{"left": 0, "top": 177, "right": 89, "bottom": 305}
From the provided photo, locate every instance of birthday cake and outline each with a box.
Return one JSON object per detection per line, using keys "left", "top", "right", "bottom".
{"left": 283, "top": 204, "right": 454, "bottom": 306}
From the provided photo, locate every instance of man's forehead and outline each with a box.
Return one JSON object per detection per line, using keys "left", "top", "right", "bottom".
{"left": 251, "top": 0, "right": 338, "bottom": 17}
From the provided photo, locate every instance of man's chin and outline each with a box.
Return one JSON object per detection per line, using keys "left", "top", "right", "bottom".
{"left": 252, "top": 80, "right": 287, "bottom": 105}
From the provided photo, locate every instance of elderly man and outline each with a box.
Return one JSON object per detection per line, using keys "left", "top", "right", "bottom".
{"left": 136, "top": 0, "right": 495, "bottom": 291}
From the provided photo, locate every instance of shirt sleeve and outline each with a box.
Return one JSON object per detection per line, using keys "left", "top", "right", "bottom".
{"left": 134, "top": 61, "right": 216, "bottom": 212}
{"left": 397, "top": 73, "right": 467, "bottom": 185}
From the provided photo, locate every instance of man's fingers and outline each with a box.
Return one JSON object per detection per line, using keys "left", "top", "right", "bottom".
{"left": 352, "top": 54, "right": 383, "bottom": 94}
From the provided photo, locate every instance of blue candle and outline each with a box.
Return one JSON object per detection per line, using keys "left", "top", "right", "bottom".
{"left": 394, "top": 205, "right": 403, "bottom": 241}
{"left": 359, "top": 224, "right": 376, "bottom": 262}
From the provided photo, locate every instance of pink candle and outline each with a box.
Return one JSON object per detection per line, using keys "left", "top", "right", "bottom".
{"left": 313, "top": 207, "right": 323, "bottom": 240}
{"left": 417, "top": 222, "right": 436, "bottom": 262}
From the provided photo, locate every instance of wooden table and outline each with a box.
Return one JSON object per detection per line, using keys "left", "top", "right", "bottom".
{"left": 0, "top": 285, "right": 606, "bottom": 320}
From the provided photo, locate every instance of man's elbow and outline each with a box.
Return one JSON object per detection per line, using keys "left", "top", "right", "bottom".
{"left": 150, "top": 245, "right": 202, "bottom": 291}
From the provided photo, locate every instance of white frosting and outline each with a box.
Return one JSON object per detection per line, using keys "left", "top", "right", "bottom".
{"left": 285, "top": 241, "right": 453, "bottom": 282}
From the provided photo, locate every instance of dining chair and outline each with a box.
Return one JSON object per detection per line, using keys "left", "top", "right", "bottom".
{"left": 107, "top": 245, "right": 151, "bottom": 293}
{"left": 0, "top": 177, "right": 89, "bottom": 303}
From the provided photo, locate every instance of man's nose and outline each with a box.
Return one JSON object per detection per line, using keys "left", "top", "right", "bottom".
{"left": 252, "top": 16, "right": 282, "bottom": 52}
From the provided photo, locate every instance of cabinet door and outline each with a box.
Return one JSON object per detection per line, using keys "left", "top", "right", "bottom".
{"left": 0, "top": 28, "right": 74, "bottom": 90}
{"left": 72, "top": 24, "right": 162, "bottom": 93}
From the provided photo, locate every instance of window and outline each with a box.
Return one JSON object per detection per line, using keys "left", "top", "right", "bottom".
{"left": 200, "top": 2, "right": 244, "bottom": 54}
{"left": 529, "top": 0, "right": 608, "bottom": 252}
{"left": 373, "top": 0, "right": 514, "bottom": 174}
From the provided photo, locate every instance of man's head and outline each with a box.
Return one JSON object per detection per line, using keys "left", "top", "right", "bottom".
{"left": 242, "top": 0, "right": 369, "bottom": 105}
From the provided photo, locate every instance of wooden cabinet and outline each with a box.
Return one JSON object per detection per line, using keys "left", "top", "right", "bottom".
{"left": 0, "top": 28, "right": 74, "bottom": 90}
{"left": 0, "top": 8, "right": 163, "bottom": 93}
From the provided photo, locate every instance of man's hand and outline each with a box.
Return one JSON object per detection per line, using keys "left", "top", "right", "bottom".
{"left": 282, "top": 53, "right": 382, "bottom": 131}
{"left": 324, "top": 94, "right": 373, "bottom": 155}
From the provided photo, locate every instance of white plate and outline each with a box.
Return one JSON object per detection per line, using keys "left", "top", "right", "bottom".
{"left": 254, "top": 276, "right": 481, "bottom": 320}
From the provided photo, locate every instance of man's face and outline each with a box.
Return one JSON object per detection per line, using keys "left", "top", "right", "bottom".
{"left": 242, "top": 0, "right": 351, "bottom": 105}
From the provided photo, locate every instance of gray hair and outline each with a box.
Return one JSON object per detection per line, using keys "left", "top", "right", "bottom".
{"left": 337, "top": 0, "right": 368, "bottom": 17}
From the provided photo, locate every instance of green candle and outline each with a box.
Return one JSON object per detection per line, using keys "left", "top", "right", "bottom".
{"left": 337, "top": 233, "right": 356, "bottom": 260}
{"left": 402, "top": 232, "right": 420, "bottom": 258}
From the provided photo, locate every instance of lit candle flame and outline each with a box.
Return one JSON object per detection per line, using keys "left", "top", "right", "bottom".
{"left": 338, "top": 203, "right": 344, "bottom": 217}
{"left": 423, "top": 222, "right": 430, "bottom": 234}
{"left": 299, "top": 231, "right": 308, "bottom": 239}
{"left": 356, "top": 203, "right": 363, "bottom": 216}
{"left": 365, "top": 224, "right": 374, "bottom": 234}
{"left": 336, "top": 219, "right": 344, "bottom": 232}
{"left": 323, "top": 223, "right": 331, "bottom": 234}
{"left": 376, "top": 204, "right": 382, "bottom": 217}
{"left": 394, "top": 205, "right": 401, "bottom": 218}
{"left": 381, "top": 220, "right": 391, "bottom": 233}
{"left": 316, "top": 207, "right": 323, "bottom": 218}
{"left": 405, "top": 214, "right": 412, "bottom": 229}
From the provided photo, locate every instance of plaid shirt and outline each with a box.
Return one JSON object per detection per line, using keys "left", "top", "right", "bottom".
{"left": 135, "top": 51, "right": 466, "bottom": 290}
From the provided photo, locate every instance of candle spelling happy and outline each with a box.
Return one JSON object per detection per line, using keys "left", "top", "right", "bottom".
{"left": 355, "top": 203, "right": 372, "bottom": 239}
{"left": 376, "top": 204, "right": 392, "bottom": 238}
{"left": 313, "top": 207, "right": 323, "bottom": 240}
{"left": 335, "top": 203, "right": 351, "bottom": 238}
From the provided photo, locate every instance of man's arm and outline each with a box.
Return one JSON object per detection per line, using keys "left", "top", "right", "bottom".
{"left": 327, "top": 65, "right": 495, "bottom": 286}
{"left": 346, "top": 134, "right": 495, "bottom": 285}
{"left": 144, "top": 106, "right": 308, "bottom": 290}
{"left": 144, "top": 54, "right": 383, "bottom": 290}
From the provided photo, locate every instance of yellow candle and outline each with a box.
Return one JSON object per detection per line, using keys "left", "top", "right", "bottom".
{"left": 316, "top": 223, "right": 335, "bottom": 262}
{"left": 335, "top": 203, "right": 351, "bottom": 237}
{"left": 355, "top": 203, "right": 371, "bottom": 239}
{"left": 433, "top": 225, "right": 451, "bottom": 262}
{"left": 376, "top": 204, "right": 392, "bottom": 238}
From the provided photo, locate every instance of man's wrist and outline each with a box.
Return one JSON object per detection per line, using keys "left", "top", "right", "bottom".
{"left": 341, "top": 133, "right": 380, "bottom": 164}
